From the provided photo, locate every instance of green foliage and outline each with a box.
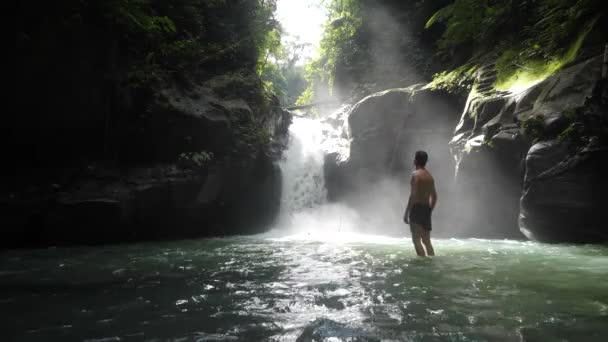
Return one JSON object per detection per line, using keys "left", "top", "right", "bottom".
{"left": 85, "top": 0, "right": 287, "bottom": 91}
{"left": 262, "top": 39, "right": 310, "bottom": 106}
{"left": 253, "top": 1, "right": 281, "bottom": 68}
{"left": 127, "top": 60, "right": 163, "bottom": 89}
{"left": 135, "top": 15, "right": 177, "bottom": 33}
{"left": 425, "top": 0, "right": 493, "bottom": 54}
{"left": 252, "top": 0, "right": 313, "bottom": 106}
{"left": 282, "top": 64, "right": 307, "bottom": 106}
{"left": 522, "top": 115, "right": 546, "bottom": 142}
{"left": 426, "top": 64, "right": 477, "bottom": 92}
{"left": 16, "top": 0, "right": 295, "bottom": 164}
{"left": 557, "top": 108, "right": 586, "bottom": 146}
{"left": 178, "top": 150, "right": 214, "bottom": 169}
{"left": 157, "top": 38, "right": 204, "bottom": 74}
{"left": 232, "top": 116, "right": 272, "bottom": 157}
{"left": 296, "top": 87, "right": 315, "bottom": 107}
{"left": 261, "top": 62, "right": 288, "bottom": 101}
{"left": 482, "top": 139, "right": 495, "bottom": 149}
{"left": 427, "top": 0, "right": 603, "bottom": 91}
{"left": 297, "top": 0, "right": 364, "bottom": 104}
{"left": 558, "top": 123, "right": 583, "bottom": 143}
{"left": 494, "top": 14, "right": 598, "bottom": 91}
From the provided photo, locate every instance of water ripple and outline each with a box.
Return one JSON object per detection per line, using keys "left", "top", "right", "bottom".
{"left": 1, "top": 235, "right": 607, "bottom": 341}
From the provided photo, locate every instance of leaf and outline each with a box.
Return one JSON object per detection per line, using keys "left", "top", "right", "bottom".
{"left": 425, "top": 4, "right": 455, "bottom": 29}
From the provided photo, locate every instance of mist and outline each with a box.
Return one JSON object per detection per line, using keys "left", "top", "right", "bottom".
{"left": 274, "top": 2, "right": 525, "bottom": 240}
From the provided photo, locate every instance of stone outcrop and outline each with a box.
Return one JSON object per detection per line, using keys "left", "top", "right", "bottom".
{"left": 325, "top": 86, "right": 460, "bottom": 198}
{"left": 3, "top": 82, "right": 291, "bottom": 248}
{"left": 324, "top": 55, "right": 606, "bottom": 242}
{"left": 323, "top": 85, "right": 461, "bottom": 236}
{"left": 3, "top": 160, "right": 282, "bottom": 247}
{"left": 450, "top": 55, "right": 607, "bottom": 241}
{"left": 519, "top": 139, "right": 608, "bottom": 242}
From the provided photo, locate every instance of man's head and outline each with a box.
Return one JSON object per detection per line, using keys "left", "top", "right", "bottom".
{"left": 414, "top": 150, "right": 428, "bottom": 168}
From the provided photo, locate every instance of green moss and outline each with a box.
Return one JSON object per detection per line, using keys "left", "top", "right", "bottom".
{"left": 426, "top": 64, "right": 478, "bottom": 92}
{"left": 563, "top": 108, "right": 578, "bottom": 121}
{"left": 494, "top": 15, "right": 599, "bottom": 92}
{"left": 482, "top": 139, "right": 495, "bottom": 149}
{"left": 178, "top": 151, "right": 213, "bottom": 169}
{"left": 558, "top": 124, "right": 577, "bottom": 142}
{"left": 522, "top": 115, "right": 545, "bottom": 142}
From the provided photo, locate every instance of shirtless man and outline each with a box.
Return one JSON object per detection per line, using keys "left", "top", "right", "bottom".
{"left": 404, "top": 151, "right": 437, "bottom": 257}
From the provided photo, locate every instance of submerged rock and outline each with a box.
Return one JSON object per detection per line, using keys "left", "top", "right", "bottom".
{"left": 296, "top": 318, "right": 377, "bottom": 342}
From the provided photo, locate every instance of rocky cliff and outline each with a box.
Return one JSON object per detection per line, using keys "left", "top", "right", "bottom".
{"left": 7, "top": 1, "right": 291, "bottom": 248}
{"left": 450, "top": 55, "right": 607, "bottom": 242}
{"left": 4, "top": 79, "right": 290, "bottom": 248}
{"left": 323, "top": 55, "right": 607, "bottom": 242}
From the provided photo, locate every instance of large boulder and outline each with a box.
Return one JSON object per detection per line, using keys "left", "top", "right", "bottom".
{"left": 449, "top": 56, "right": 604, "bottom": 239}
{"left": 520, "top": 140, "right": 608, "bottom": 242}
{"left": 323, "top": 85, "right": 461, "bottom": 235}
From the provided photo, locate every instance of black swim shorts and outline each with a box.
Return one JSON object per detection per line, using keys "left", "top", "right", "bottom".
{"left": 409, "top": 204, "right": 432, "bottom": 231}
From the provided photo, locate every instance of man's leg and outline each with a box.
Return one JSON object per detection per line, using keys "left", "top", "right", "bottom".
{"left": 421, "top": 229, "right": 434, "bottom": 256}
{"left": 410, "top": 224, "right": 426, "bottom": 256}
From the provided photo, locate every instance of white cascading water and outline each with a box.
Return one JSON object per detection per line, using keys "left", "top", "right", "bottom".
{"left": 276, "top": 108, "right": 361, "bottom": 236}
{"left": 278, "top": 117, "right": 328, "bottom": 214}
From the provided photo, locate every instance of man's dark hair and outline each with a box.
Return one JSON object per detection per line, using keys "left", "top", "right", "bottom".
{"left": 415, "top": 150, "right": 428, "bottom": 167}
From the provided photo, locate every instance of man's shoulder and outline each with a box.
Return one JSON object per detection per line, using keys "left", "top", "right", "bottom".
{"left": 413, "top": 169, "right": 434, "bottom": 180}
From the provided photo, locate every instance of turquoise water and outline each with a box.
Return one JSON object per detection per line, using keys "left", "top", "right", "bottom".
{"left": 1, "top": 233, "right": 607, "bottom": 341}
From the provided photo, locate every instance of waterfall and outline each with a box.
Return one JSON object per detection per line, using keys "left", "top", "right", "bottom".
{"left": 276, "top": 107, "right": 357, "bottom": 233}
{"left": 279, "top": 116, "right": 328, "bottom": 214}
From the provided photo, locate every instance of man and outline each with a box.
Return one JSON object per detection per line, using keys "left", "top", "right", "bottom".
{"left": 404, "top": 151, "right": 437, "bottom": 257}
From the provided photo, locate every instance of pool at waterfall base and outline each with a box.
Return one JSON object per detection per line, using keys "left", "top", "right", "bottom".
{"left": 2, "top": 233, "right": 607, "bottom": 341}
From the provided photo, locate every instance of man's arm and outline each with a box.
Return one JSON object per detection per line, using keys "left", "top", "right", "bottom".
{"left": 429, "top": 179, "right": 438, "bottom": 210}
{"left": 404, "top": 174, "right": 415, "bottom": 223}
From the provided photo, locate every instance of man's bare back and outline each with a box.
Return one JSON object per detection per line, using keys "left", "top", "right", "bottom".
{"left": 410, "top": 169, "right": 436, "bottom": 207}
{"left": 404, "top": 151, "right": 437, "bottom": 257}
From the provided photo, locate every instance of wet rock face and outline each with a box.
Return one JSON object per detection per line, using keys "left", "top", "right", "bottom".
{"left": 2, "top": 158, "right": 283, "bottom": 247}
{"left": 3, "top": 82, "right": 291, "bottom": 248}
{"left": 326, "top": 86, "right": 460, "bottom": 195}
{"left": 520, "top": 141, "right": 608, "bottom": 243}
{"left": 450, "top": 56, "right": 605, "bottom": 241}
{"left": 323, "top": 86, "right": 461, "bottom": 235}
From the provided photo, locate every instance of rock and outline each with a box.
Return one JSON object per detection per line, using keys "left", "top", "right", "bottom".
{"left": 2, "top": 156, "right": 284, "bottom": 247}
{"left": 449, "top": 55, "right": 604, "bottom": 239}
{"left": 330, "top": 85, "right": 459, "bottom": 193}
{"left": 123, "top": 84, "right": 246, "bottom": 163}
{"left": 520, "top": 141, "right": 608, "bottom": 242}
{"left": 45, "top": 198, "right": 127, "bottom": 244}
{"left": 522, "top": 140, "right": 569, "bottom": 182}
{"left": 295, "top": 318, "right": 375, "bottom": 342}
{"left": 451, "top": 142, "right": 526, "bottom": 239}
{"left": 323, "top": 86, "right": 461, "bottom": 236}
{"left": 2, "top": 82, "right": 291, "bottom": 247}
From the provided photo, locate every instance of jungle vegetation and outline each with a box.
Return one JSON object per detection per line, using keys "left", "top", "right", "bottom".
{"left": 298, "top": 0, "right": 606, "bottom": 103}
